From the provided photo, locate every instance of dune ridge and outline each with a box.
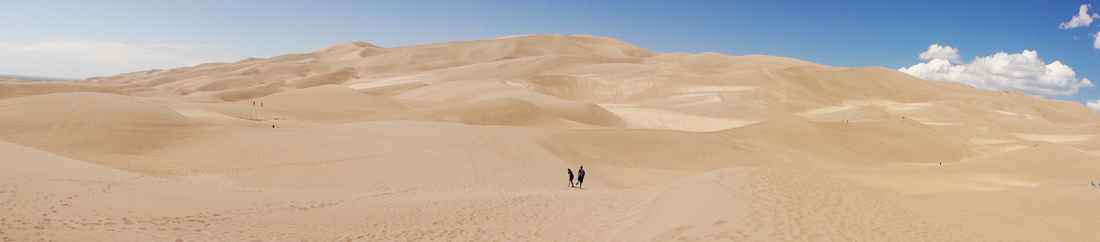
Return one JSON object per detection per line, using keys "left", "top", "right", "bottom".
{"left": 4, "top": 34, "right": 1100, "bottom": 241}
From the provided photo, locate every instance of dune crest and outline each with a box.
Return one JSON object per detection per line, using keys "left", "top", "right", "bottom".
{"left": 5, "top": 34, "right": 1100, "bottom": 241}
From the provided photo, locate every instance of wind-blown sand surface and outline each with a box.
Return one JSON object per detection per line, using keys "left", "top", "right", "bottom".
{"left": 4, "top": 34, "right": 1100, "bottom": 241}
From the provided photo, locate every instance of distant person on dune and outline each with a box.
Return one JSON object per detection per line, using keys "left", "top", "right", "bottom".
{"left": 577, "top": 166, "right": 585, "bottom": 189}
{"left": 568, "top": 168, "right": 575, "bottom": 188}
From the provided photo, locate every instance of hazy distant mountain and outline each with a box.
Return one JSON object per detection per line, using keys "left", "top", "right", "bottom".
{"left": 0, "top": 74, "right": 75, "bottom": 81}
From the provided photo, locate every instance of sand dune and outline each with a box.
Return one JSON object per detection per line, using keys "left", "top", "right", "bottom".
{"left": 1, "top": 78, "right": 123, "bottom": 100}
{"left": 5, "top": 34, "right": 1100, "bottom": 241}
{"left": 594, "top": 167, "right": 1054, "bottom": 241}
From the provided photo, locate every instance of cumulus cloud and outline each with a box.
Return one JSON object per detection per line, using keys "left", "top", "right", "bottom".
{"left": 1060, "top": 4, "right": 1100, "bottom": 29}
{"left": 1088, "top": 100, "right": 1100, "bottom": 112}
{"left": 1094, "top": 31, "right": 1100, "bottom": 49}
{"left": 899, "top": 47, "right": 1092, "bottom": 97}
{"left": 0, "top": 39, "right": 213, "bottom": 78}
{"left": 918, "top": 44, "right": 961, "bottom": 63}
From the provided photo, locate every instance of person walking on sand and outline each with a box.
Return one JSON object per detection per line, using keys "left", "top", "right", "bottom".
{"left": 577, "top": 166, "right": 585, "bottom": 189}
{"left": 568, "top": 169, "right": 575, "bottom": 188}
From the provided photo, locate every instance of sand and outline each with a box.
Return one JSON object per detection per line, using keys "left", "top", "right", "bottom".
{"left": 3, "top": 34, "right": 1100, "bottom": 241}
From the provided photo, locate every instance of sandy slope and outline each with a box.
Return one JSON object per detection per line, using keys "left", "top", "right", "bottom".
{"left": 4, "top": 34, "right": 1100, "bottom": 241}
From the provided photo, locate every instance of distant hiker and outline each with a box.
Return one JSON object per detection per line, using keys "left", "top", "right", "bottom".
{"left": 939, "top": 162, "right": 942, "bottom": 165}
{"left": 261, "top": 102, "right": 264, "bottom": 107}
{"left": 272, "top": 125, "right": 276, "bottom": 128}
{"left": 568, "top": 169, "right": 575, "bottom": 188}
{"left": 253, "top": 101, "right": 255, "bottom": 106}
{"left": 577, "top": 166, "right": 585, "bottom": 189}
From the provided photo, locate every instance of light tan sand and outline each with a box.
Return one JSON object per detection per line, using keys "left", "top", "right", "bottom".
{"left": 4, "top": 34, "right": 1100, "bottom": 241}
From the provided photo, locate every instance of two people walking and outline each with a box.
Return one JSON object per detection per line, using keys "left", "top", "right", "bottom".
{"left": 568, "top": 166, "right": 585, "bottom": 188}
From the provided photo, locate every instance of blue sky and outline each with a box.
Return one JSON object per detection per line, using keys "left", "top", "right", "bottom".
{"left": 3, "top": 1, "right": 1100, "bottom": 106}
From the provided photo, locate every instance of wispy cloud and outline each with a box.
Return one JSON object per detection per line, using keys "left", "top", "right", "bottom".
{"left": 146, "top": 41, "right": 219, "bottom": 52}
{"left": 0, "top": 39, "right": 213, "bottom": 78}
{"left": 899, "top": 45, "right": 1092, "bottom": 97}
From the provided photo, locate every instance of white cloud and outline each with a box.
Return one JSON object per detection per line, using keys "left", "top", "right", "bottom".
{"left": 918, "top": 44, "right": 961, "bottom": 64}
{"left": 1088, "top": 100, "right": 1100, "bottom": 112}
{"left": 1060, "top": 4, "right": 1100, "bottom": 29}
{"left": 146, "top": 41, "right": 218, "bottom": 52}
{"left": 1094, "top": 31, "right": 1100, "bottom": 49}
{"left": 899, "top": 48, "right": 1092, "bottom": 97}
{"left": 0, "top": 41, "right": 17, "bottom": 50}
{"left": 0, "top": 39, "right": 212, "bottom": 78}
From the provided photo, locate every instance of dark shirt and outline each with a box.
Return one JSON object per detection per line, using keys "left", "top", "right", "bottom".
{"left": 578, "top": 169, "right": 585, "bottom": 179}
